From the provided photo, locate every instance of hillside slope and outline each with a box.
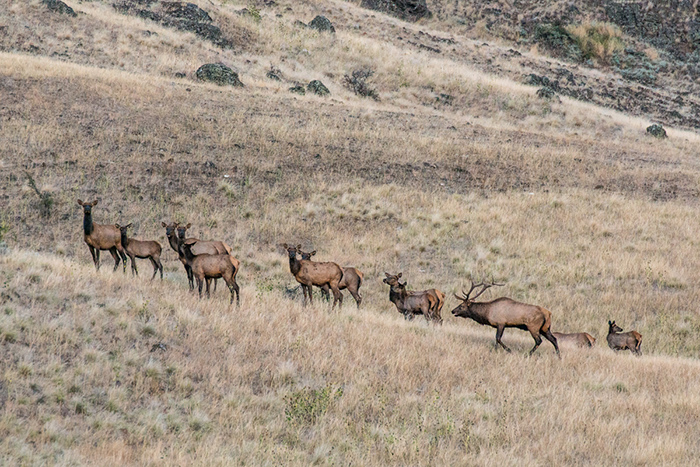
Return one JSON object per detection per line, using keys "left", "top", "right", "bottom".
{"left": 2, "top": 0, "right": 700, "bottom": 464}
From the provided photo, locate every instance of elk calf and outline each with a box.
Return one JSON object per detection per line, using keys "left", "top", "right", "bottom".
{"left": 451, "top": 281, "right": 559, "bottom": 357}
{"left": 383, "top": 273, "right": 444, "bottom": 325}
{"left": 283, "top": 244, "right": 343, "bottom": 308}
{"left": 607, "top": 321, "right": 642, "bottom": 356}
{"left": 77, "top": 199, "right": 127, "bottom": 273}
{"left": 300, "top": 249, "right": 364, "bottom": 308}
{"left": 179, "top": 240, "right": 240, "bottom": 305}
{"left": 552, "top": 332, "right": 596, "bottom": 348}
{"left": 116, "top": 223, "right": 163, "bottom": 280}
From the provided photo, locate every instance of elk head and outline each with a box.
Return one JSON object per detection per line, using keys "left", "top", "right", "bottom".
{"left": 299, "top": 249, "right": 317, "bottom": 261}
{"left": 451, "top": 280, "right": 504, "bottom": 317}
{"left": 77, "top": 199, "right": 98, "bottom": 214}
{"left": 608, "top": 320, "right": 623, "bottom": 333}
{"left": 383, "top": 272, "right": 403, "bottom": 287}
{"left": 176, "top": 223, "right": 192, "bottom": 240}
{"left": 115, "top": 223, "right": 132, "bottom": 237}
{"left": 282, "top": 243, "right": 302, "bottom": 260}
{"left": 162, "top": 221, "right": 179, "bottom": 239}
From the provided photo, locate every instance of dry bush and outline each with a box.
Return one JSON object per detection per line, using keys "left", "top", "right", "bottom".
{"left": 567, "top": 21, "right": 625, "bottom": 64}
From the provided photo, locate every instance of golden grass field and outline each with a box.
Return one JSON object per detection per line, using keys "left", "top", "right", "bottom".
{"left": 2, "top": 0, "right": 700, "bottom": 464}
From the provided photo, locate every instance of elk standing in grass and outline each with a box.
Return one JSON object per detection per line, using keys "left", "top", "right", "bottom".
{"left": 77, "top": 199, "right": 127, "bottom": 273}
{"left": 283, "top": 244, "right": 343, "bottom": 309}
{"left": 116, "top": 223, "right": 163, "bottom": 280}
{"left": 383, "top": 273, "right": 444, "bottom": 325}
{"left": 299, "top": 249, "right": 364, "bottom": 308}
{"left": 552, "top": 332, "right": 596, "bottom": 348}
{"left": 607, "top": 321, "right": 642, "bottom": 356}
{"left": 179, "top": 240, "right": 240, "bottom": 305}
{"left": 161, "top": 222, "right": 236, "bottom": 290}
{"left": 451, "top": 281, "right": 560, "bottom": 357}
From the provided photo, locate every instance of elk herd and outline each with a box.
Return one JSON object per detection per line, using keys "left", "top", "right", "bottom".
{"left": 77, "top": 199, "right": 643, "bottom": 357}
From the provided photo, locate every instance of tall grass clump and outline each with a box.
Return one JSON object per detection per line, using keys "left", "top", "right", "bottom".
{"left": 567, "top": 22, "right": 625, "bottom": 64}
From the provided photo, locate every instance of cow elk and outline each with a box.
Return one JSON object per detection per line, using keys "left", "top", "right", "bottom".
{"left": 552, "top": 332, "right": 596, "bottom": 348}
{"left": 77, "top": 199, "right": 127, "bottom": 273}
{"left": 179, "top": 240, "right": 240, "bottom": 305}
{"left": 299, "top": 249, "right": 364, "bottom": 308}
{"left": 162, "top": 222, "right": 236, "bottom": 290}
{"left": 116, "top": 223, "right": 163, "bottom": 280}
{"left": 283, "top": 244, "right": 343, "bottom": 309}
{"left": 451, "top": 281, "right": 560, "bottom": 357}
{"left": 383, "top": 273, "right": 444, "bottom": 325}
{"left": 607, "top": 321, "right": 642, "bottom": 356}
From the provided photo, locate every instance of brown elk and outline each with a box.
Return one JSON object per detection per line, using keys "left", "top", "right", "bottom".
{"left": 116, "top": 223, "right": 163, "bottom": 280}
{"left": 179, "top": 240, "right": 240, "bottom": 305}
{"left": 77, "top": 199, "right": 127, "bottom": 273}
{"left": 451, "top": 281, "right": 560, "bottom": 357}
{"left": 552, "top": 332, "right": 596, "bottom": 348}
{"left": 382, "top": 273, "right": 444, "bottom": 325}
{"left": 282, "top": 244, "right": 343, "bottom": 308}
{"left": 299, "top": 249, "right": 364, "bottom": 308}
{"left": 607, "top": 321, "right": 642, "bottom": 356}
{"left": 161, "top": 222, "right": 235, "bottom": 290}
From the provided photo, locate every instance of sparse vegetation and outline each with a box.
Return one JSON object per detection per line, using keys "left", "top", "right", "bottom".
{"left": 567, "top": 22, "right": 625, "bottom": 65}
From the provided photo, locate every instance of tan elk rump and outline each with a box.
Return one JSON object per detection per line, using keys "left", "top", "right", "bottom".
{"left": 179, "top": 240, "right": 240, "bottom": 305}
{"left": 383, "top": 273, "right": 443, "bottom": 325}
{"left": 299, "top": 249, "right": 363, "bottom": 308}
{"left": 283, "top": 244, "right": 343, "bottom": 308}
{"left": 116, "top": 223, "right": 163, "bottom": 280}
{"left": 552, "top": 332, "right": 596, "bottom": 348}
{"left": 607, "top": 321, "right": 642, "bottom": 356}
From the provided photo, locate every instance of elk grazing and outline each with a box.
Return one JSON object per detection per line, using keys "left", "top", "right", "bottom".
{"left": 299, "top": 249, "right": 364, "bottom": 308}
{"left": 451, "top": 281, "right": 559, "bottom": 357}
{"left": 161, "top": 222, "right": 236, "bottom": 290}
{"left": 179, "top": 240, "right": 240, "bottom": 305}
{"left": 607, "top": 321, "right": 642, "bottom": 356}
{"left": 283, "top": 244, "right": 343, "bottom": 308}
{"left": 552, "top": 332, "right": 596, "bottom": 348}
{"left": 77, "top": 199, "right": 127, "bottom": 273}
{"left": 383, "top": 273, "right": 444, "bottom": 325}
{"left": 116, "top": 223, "right": 163, "bottom": 280}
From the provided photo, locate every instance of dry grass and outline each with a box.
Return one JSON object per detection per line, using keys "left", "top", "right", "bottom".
{"left": 2, "top": 0, "right": 700, "bottom": 464}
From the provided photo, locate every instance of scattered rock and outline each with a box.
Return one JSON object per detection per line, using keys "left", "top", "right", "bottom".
{"left": 308, "top": 15, "right": 335, "bottom": 33}
{"left": 435, "top": 93, "right": 453, "bottom": 105}
{"left": 42, "top": 0, "right": 77, "bottom": 17}
{"left": 174, "top": 72, "right": 186, "bottom": 78}
{"left": 161, "top": 2, "right": 212, "bottom": 22}
{"left": 289, "top": 84, "right": 306, "bottom": 95}
{"left": 266, "top": 66, "right": 283, "bottom": 81}
{"left": 536, "top": 87, "right": 557, "bottom": 99}
{"left": 646, "top": 124, "right": 668, "bottom": 139}
{"left": 307, "top": 80, "right": 330, "bottom": 96}
{"left": 195, "top": 64, "right": 244, "bottom": 87}
{"left": 360, "top": 0, "right": 431, "bottom": 22}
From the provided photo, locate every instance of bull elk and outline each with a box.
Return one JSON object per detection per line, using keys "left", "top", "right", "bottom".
{"left": 282, "top": 244, "right": 343, "bottom": 308}
{"left": 77, "top": 199, "right": 127, "bottom": 273}
{"left": 451, "top": 281, "right": 560, "bottom": 357}
{"left": 607, "top": 321, "right": 642, "bottom": 356}
{"left": 179, "top": 240, "right": 240, "bottom": 305}
{"left": 383, "top": 273, "right": 444, "bottom": 325}
{"left": 552, "top": 332, "right": 596, "bottom": 348}
{"left": 299, "top": 249, "right": 364, "bottom": 308}
{"left": 116, "top": 223, "right": 163, "bottom": 280}
{"left": 161, "top": 222, "right": 236, "bottom": 290}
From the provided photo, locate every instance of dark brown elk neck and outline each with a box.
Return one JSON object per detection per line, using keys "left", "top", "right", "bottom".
{"left": 120, "top": 231, "right": 129, "bottom": 248}
{"left": 464, "top": 302, "right": 491, "bottom": 325}
{"left": 167, "top": 234, "right": 180, "bottom": 253}
{"left": 389, "top": 285, "right": 406, "bottom": 305}
{"left": 83, "top": 211, "right": 94, "bottom": 236}
{"left": 288, "top": 256, "right": 302, "bottom": 275}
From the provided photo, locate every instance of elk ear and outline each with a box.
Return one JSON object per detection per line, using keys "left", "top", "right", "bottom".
{"left": 384, "top": 272, "right": 391, "bottom": 277}
{"left": 311, "top": 250, "right": 317, "bottom": 256}
{"left": 185, "top": 223, "right": 191, "bottom": 229}
{"left": 77, "top": 199, "right": 84, "bottom": 206}
{"left": 282, "top": 243, "right": 288, "bottom": 249}
{"left": 161, "top": 222, "right": 167, "bottom": 227}
{"left": 397, "top": 272, "right": 402, "bottom": 278}
{"left": 608, "top": 320, "right": 613, "bottom": 325}
{"left": 296, "top": 244, "right": 302, "bottom": 250}
{"left": 125, "top": 223, "right": 132, "bottom": 229}
{"left": 115, "top": 223, "right": 120, "bottom": 229}
{"left": 91, "top": 200, "right": 99, "bottom": 206}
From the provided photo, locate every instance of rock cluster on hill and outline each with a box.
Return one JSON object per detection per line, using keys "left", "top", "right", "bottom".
{"left": 42, "top": 0, "right": 77, "bottom": 17}
{"left": 196, "top": 64, "right": 243, "bottom": 87}
{"left": 360, "top": 0, "right": 431, "bottom": 22}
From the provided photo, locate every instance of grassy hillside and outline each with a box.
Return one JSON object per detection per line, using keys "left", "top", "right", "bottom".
{"left": 3, "top": 0, "right": 700, "bottom": 464}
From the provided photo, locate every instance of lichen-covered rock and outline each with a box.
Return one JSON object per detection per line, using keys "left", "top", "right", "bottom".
{"left": 536, "top": 87, "right": 557, "bottom": 99}
{"left": 360, "top": 0, "right": 431, "bottom": 22}
{"left": 308, "top": 15, "right": 335, "bottom": 33}
{"left": 196, "top": 64, "right": 244, "bottom": 87}
{"left": 646, "top": 124, "right": 668, "bottom": 139}
{"left": 289, "top": 84, "right": 306, "bottom": 95}
{"left": 307, "top": 80, "right": 329, "bottom": 96}
{"left": 266, "top": 66, "right": 283, "bottom": 81}
{"left": 42, "top": 0, "right": 77, "bottom": 17}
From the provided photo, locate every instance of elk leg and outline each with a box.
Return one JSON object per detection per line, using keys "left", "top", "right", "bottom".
{"left": 495, "top": 326, "right": 511, "bottom": 352}
{"left": 186, "top": 265, "right": 194, "bottom": 290}
{"left": 118, "top": 247, "right": 128, "bottom": 274}
{"left": 197, "top": 277, "right": 203, "bottom": 299}
{"left": 130, "top": 254, "right": 138, "bottom": 276}
{"left": 348, "top": 288, "right": 362, "bottom": 309}
{"left": 205, "top": 278, "right": 212, "bottom": 298}
{"left": 330, "top": 285, "right": 342, "bottom": 310}
{"left": 157, "top": 259, "right": 163, "bottom": 280}
{"left": 232, "top": 280, "right": 240, "bottom": 306}
{"left": 148, "top": 257, "right": 158, "bottom": 281}
{"left": 213, "top": 278, "right": 218, "bottom": 292}
{"left": 307, "top": 284, "right": 314, "bottom": 305}
{"left": 88, "top": 246, "right": 98, "bottom": 270}
{"left": 320, "top": 284, "right": 331, "bottom": 302}
{"left": 109, "top": 247, "right": 121, "bottom": 272}
{"left": 542, "top": 329, "right": 560, "bottom": 357}
{"left": 528, "top": 331, "right": 543, "bottom": 356}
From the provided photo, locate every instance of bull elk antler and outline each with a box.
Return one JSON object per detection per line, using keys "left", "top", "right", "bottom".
{"left": 456, "top": 279, "right": 504, "bottom": 301}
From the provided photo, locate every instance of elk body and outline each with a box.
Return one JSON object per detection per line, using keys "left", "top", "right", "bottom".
{"left": 299, "top": 249, "right": 364, "bottom": 308}
{"left": 283, "top": 244, "right": 343, "bottom": 308}
{"left": 451, "top": 281, "right": 559, "bottom": 356}
{"left": 552, "top": 332, "right": 596, "bottom": 348}
{"left": 383, "top": 273, "right": 444, "bottom": 325}
{"left": 77, "top": 199, "right": 127, "bottom": 273}
{"left": 116, "top": 223, "right": 163, "bottom": 280}
{"left": 607, "top": 321, "right": 642, "bottom": 356}
{"left": 179, "top": 240, "right": 240, "bottom": 305}
{"left": 162, "top": 222, "right": 236, "bottom": 290}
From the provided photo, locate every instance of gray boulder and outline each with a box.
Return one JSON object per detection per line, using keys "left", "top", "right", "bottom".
{"left": 646, "top": 124, "right": 668, "bottom": 139}
{"left": 307, "top": 80, "right": 330, "bottom": 96}
{"left": 308, "top": 15, "right": 335, "bottom": 33}
{"left": 196, "top": 64, "right": 244, "bottom": 87}
{"left": 42, "top": 0, "right": 77, "bottom": 17}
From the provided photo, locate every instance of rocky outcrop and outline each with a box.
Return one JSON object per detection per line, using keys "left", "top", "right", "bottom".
{"left": 360, "top": 0, "right": 431, "bottom": 22}
{"left": 646, "top": 124, "right": 667, "bottom": 139}
{"left": 307, "top": 80, "right": 330, "bottom": 96}
{"left": 42, "top": 0, "right": 77, "bottom": 17}
{"left": 308, "top": 15, "right": 335, "bottom": 33}
{"left": 196, "top": 64, "right": 243, "bottom": 87}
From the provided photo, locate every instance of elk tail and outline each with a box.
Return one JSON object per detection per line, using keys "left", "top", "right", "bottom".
{"left": 587, "top": 334, "right": 596, "bottom": 347}
{"left": 635, "top": 334, "right": 642, "bottom": 352}
{"left": 356, "top": 269, "right": 363, "bottom": 288}
{"left": 541, "top": 308, "right": 553, "bottom": 334}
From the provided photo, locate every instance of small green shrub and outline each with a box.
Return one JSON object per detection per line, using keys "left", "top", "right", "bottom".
{"left": 285, "top": 385, "right": 343, "bottom": 426}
